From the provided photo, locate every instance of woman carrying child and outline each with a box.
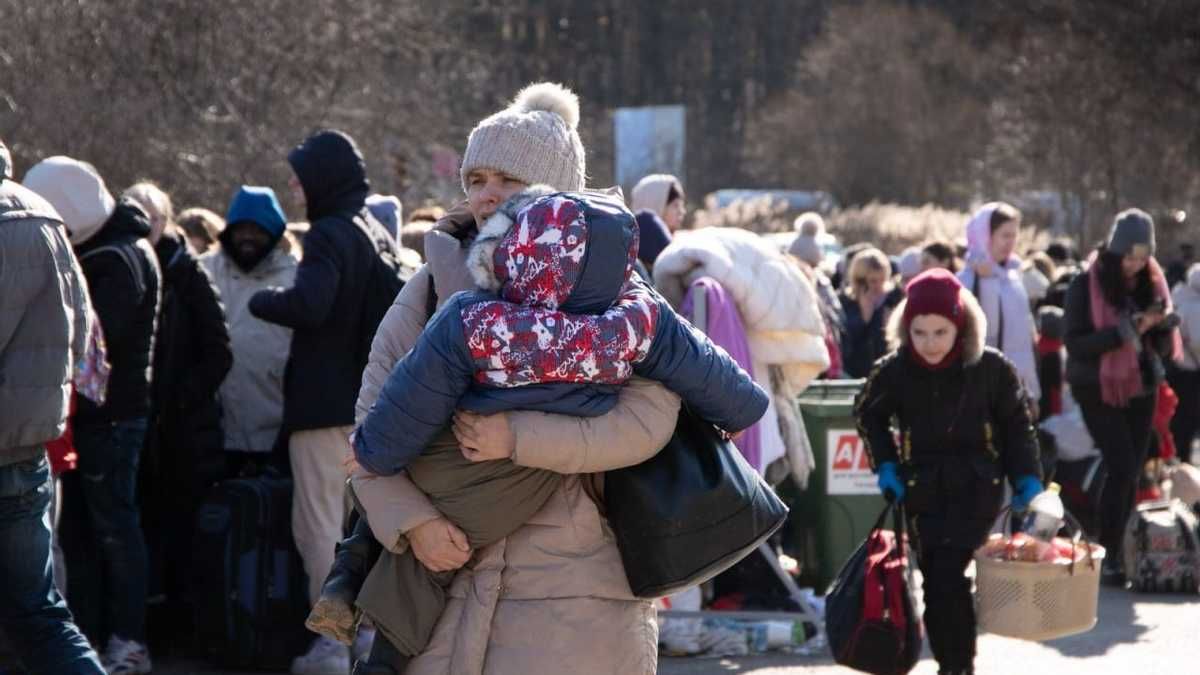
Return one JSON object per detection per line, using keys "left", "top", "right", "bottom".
{"left": 855, "top": 268, "right": 1043, "bottom": 675}
{"left": 313, "top": 83, "right": 762, "bottom": 675}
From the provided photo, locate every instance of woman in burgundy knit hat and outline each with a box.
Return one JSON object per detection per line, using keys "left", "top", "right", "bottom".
{"left": 854, "top": 268, "right": 1043, "bottom": 675}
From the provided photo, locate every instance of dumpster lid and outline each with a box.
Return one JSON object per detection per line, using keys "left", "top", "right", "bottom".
{"left": 797, "top": 379, "right": 864, "bottom": 402}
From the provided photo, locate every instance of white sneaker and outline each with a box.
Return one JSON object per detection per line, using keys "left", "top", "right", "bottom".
{"left": 351, "top": 627, "right": 376, "bottom": 663}
{"left": 102, "top": 636, "right": 152, "bottom": 675}
{"left": 290, "top": 636, "right": 350, "bottom": 675}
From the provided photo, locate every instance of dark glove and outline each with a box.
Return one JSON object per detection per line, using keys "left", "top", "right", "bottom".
{"left": 1010, "top": 474, "right": 1043, "bottom": 512}
{"left": 877, "top": 462, "right": 905, "bottom": 503}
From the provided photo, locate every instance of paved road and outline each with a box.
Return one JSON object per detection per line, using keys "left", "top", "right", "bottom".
{"left": 153, "top": 584, "right": 1193, "bottom": 675}
{"left": 658, "top": 584, "right": 1194, "bottom": 674}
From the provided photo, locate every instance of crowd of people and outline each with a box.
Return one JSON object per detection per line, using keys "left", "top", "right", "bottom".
{"left": 1, "top": 77, "right": 1197, "bottom": 675}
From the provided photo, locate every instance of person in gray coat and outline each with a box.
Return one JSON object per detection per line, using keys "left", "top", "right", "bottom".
{"left": 0, "top": 139, "right": 104, "bottom": 673}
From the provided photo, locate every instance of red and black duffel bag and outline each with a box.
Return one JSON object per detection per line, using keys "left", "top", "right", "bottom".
{"left": 825, "top": 502, "right": 922, "bottom": 675}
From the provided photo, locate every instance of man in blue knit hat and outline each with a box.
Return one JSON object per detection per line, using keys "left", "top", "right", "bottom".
{"left": 202, "top": 186, "right": 298, "bottom": 474}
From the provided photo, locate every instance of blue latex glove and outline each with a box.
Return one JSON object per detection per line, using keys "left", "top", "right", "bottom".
{"left": 1011, "top": 475, "right": 1043, "bottom": 512}
{"left": 877, "top": 462, "right": 905, "bottom": 503}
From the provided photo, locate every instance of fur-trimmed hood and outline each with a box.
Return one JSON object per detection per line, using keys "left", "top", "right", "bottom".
{"left": 885, "top": 287, "right": 988, "bottom": 367}
{"left": 466, "top": 186, "right": 638, "bottom": 314}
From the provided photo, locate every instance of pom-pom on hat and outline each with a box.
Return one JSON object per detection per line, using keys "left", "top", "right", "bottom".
{"left": 460, "top": 82, "right": 586, "bottom": 193}
{"left": 902, "top": 268, "right": 966, "bottom": 328}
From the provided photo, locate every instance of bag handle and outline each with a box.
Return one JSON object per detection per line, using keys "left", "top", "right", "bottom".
{"left": 866, "top": 501, "right": 912, "bottom": 625}
{"left": 992, "top": 504, "right": 1097, "bottom": 575}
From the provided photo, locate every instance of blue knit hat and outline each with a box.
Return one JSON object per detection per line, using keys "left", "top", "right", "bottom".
{"left": 225, "top": 186, "right": 286, "bottom": 238}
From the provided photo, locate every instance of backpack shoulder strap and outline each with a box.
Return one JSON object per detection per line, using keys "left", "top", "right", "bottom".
{"left": 80, "top": 243, "right": 147, "bottom": 299}
{"left": 425, "top": 273, "right": 438, "bottom": 319}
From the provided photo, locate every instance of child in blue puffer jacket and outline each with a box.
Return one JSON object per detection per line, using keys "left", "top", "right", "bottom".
{"left": 307, "top": 187, "right": 770, "bottom": 665}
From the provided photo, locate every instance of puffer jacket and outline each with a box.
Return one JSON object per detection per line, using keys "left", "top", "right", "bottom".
{"left": 149, "top": 230, "right": 232, "bottom": 453}
{"left": 249, "top": 129, "right": 400, "bottom": 432}
{"left": 0, "top": 175, "right": 91, "bottom": 464}
{"left": 203, "top": 244, "right": 298, "bottom": 452}
{"left": 354, "top": 202, "right": 676, "bottom": 675}
{"left": 653, "top": 226, "right": 830, "bottom": 484}
{"left": 959, "top": 204, "right": 1041, "bottom": 401}
{"left": 855, "top": 291, "right": 1042, "bottom": 549}
{"left": 1172, "top": 265, "right": 1200, "bottom": 370}
{"left": 653, "top": 227, "right": 830, "bottom": 392}
{"left": 74, "top": 199, "right": 162, "bottom": 425}
{"left": 354, "top": 191, "right": 766, "bottom": 476}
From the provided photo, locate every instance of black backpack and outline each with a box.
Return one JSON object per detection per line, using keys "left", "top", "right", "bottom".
{"left": 348, "top": 211, "right": 415, "bottom": 364}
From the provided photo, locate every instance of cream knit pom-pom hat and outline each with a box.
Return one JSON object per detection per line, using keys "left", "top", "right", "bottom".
{"left": 460, "top": 82, "right": 586, "bottom": 193}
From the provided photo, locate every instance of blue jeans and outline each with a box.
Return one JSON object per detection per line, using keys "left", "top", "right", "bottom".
{"left": 0, "top": 454, "right": 104, "bottom": 674}
{"left": 72, "top": 418, "right": 150, "bottom": 644}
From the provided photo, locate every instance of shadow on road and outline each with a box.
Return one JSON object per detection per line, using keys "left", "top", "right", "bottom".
{"left": 1043, "top": 586, "right": 1194, "bottom": 658}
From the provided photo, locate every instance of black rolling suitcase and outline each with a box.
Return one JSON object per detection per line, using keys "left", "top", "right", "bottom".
{"left": 193, "top": 472, "right": 310, "bottom": 669}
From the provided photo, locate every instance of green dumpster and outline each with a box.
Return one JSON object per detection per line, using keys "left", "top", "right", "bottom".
{"left": 790, "top": 379, "right": 887, "bottom": 592}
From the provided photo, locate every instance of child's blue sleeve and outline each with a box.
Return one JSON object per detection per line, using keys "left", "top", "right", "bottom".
{"left": 634, "top": 299, "right": 769, "bottom": 432}
{"left": 353, "top": 298, "right": 474, "bottom": 476}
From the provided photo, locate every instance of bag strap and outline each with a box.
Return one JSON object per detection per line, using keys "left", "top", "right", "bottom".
{"left": 342, "top": 212, "right": 379, "bottom": 254}
{"left": 425, "top": 275, "right": 438, "bottom": 319}
{"left": 994, "top": 504, "right": 1097, "bottom": 574}
{"left": 892, "top": 502, "right": 908, "bottom": 559}
{"left": 80, "top": 244, "right": 147, "bottom": 300}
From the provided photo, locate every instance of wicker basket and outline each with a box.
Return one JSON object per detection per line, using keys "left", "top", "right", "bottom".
{"left": 974, "top": 543, "right": 1104, "bottom": 642}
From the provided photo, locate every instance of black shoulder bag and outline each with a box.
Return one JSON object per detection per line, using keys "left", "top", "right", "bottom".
{"left": 604, "top": 405, "right": 789, "bottom": 598}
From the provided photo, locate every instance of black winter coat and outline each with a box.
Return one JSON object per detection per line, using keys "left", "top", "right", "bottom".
{"left": 855, "top": 347, "right": 1042, "bottom": 549}
{"left": 148, "top": 230, "right": 232, "bottom": 452}
{"left": 1063, "top": 271, "right": 1176, "bottom": 392}
{"left": 75, "top": 200, "right": 162, "bottom": 425}
{"left": 249, "top": 130, "right": 397, "bottom": 432}
{"left": 839, "top": 288, "right": 903, "bottom": 379}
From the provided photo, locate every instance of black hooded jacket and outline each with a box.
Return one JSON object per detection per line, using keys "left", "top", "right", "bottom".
{"left": 149, "top": 229, "right": 232, "bottom": 450}
{"left": 249, "top": 130, "right": 395, "bottom": 432}
{"left": 75, "top": 199, "right": 163, "bottom": 425}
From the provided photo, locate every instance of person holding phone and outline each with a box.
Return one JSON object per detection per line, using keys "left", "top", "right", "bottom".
{"left": 1063, "top": 209, "right": 1182, "bottom": 585}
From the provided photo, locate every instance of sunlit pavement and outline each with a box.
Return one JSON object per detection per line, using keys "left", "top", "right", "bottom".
{"left": 658, "top": 584, "right": 1194, "bottom": 674}
{"left": 151, "top": 584, "right": 1193, "bottom": 674}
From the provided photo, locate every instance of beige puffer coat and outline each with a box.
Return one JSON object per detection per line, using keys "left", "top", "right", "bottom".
{"left": 202, "top": 245, "right": 299, "bottom": 453}
{"left": 354, "top": 206, "right": 678, "bottom": 675}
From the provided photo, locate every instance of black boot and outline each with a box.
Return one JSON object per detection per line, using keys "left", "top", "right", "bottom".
{"left": 352, "top": 632, "right": 410, "bottom": 675}
{"left": 306, "top": 515, "right": 382, "bottom": 644}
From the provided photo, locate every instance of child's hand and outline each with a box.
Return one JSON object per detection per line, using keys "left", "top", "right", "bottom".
{"left": 454, "top": 410, "right": 516, "bottom": 461}
{"left": 409, "top": 518, "right": 472, "bottom": 572}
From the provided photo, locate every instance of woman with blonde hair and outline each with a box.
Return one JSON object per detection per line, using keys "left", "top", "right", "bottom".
{"left": 123, "top": 181, "right": 174, "bottom": 245}
{"left": 839, "top": 247, "right": 903, "bottom": 377}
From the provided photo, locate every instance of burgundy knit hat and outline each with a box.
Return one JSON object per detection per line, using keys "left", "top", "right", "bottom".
{"left": 903, "top": 268, "right": 966, "bottom": 328}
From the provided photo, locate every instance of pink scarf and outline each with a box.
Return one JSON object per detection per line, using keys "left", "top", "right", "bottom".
{"left": 1088, "top": 254, "right": 1181, "bottom": 407}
